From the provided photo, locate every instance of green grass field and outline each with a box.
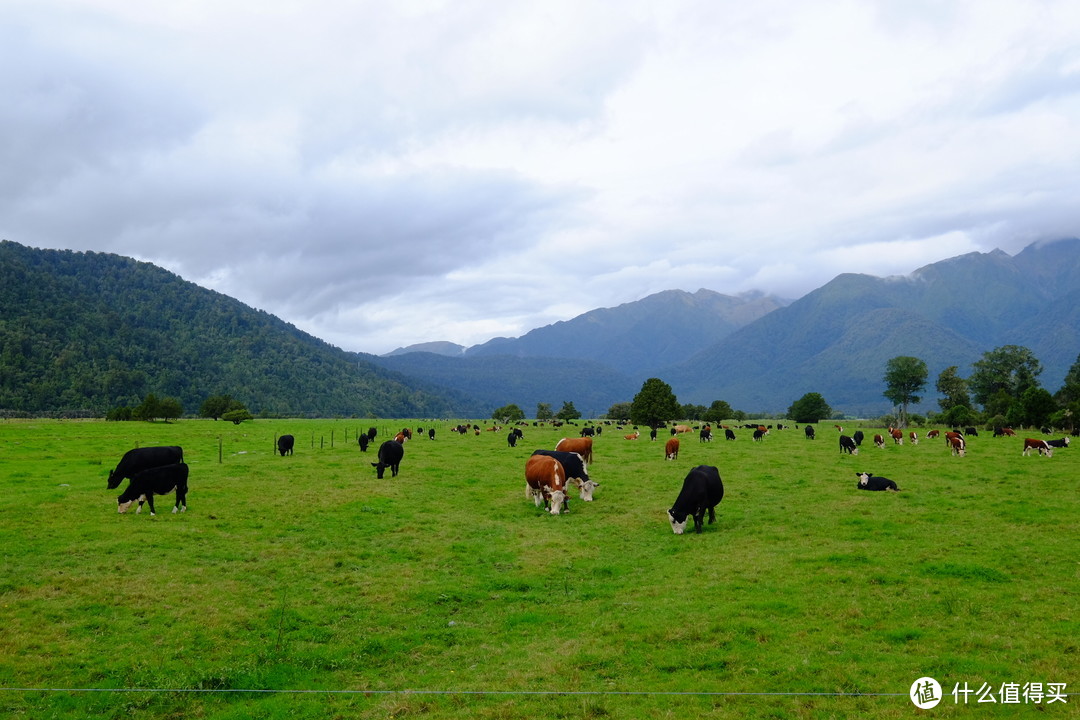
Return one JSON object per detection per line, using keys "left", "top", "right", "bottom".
{"left": 0, "top": 418, "right": 1076, "bottom": 719}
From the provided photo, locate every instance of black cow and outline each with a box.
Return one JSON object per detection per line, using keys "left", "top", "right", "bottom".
{"left": 699, "top": 428, "right": 713, "bottom": 442}
{"left": 367, "top": 427, "right": 378, "bottom": 442}
{"left": 107, "top": 446, "right": 184, "bottom": 490}
{"left": 358, "top": 434, "right": 370, "bottom": 452}
{"left": 531, "top": 449, "right": 598, "bottom": 501}
{"left": 507, "top": 431, "right": 519, "bottom": 448}
{"left": 428, "top": 428, "right": 436, "bottom": 440}
{"left": 965, "top": 426, "right": 979, "bottom": 437}
{"left": 649, "top": 427, "right": 658, "bottom": 441}
{"left": 372, "top": 440, "right": 404, "bottom": 479}
{"left": 856, "top": 472, "right": 899, "bottom": 492}
{"left": 1047, "top": 437, "right": 1071, "bottom": 448}
{"left": 725, "top": 428, "right": 736, "bottom": 440}
{"left": 277, "top": 434, "right": 295, "bottom": 456}
{"left": 117, "top": 463, "right": 189, "bottom": 515}
{"left": 839, "top": 435, "right": 858, "bottom": 455}
{"left": 580, "top": 426, "right": 595, "bottom": 437}
{"left": 804, "top": 425, "right": 815, "bottom": 440}
{"left": 667, "top": 465, "right": 724, "bottom": 535}
{"left": 853, "top": 430, "right": 864, "bottom": 446}
{"left": 752, "top": 428, "right": 765, "bottom": 441}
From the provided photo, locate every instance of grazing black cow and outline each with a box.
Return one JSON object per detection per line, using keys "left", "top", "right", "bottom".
{"left": 752, "top": 428, "right": 765, "bottom": 441}
{"left": 367, "top": 427, "right": 378, "bottom": 442}
{"left": 855, "top": 472, "right": 899, "bottom": 492}
{"left": 667, "top": 465, "right": 724, "bottom": 535}
{"left": 277, "top": 434, "right": 295, "bottom": 456}
{"left": 853, "top": 430, "right": 864, "bottom": 446}
{"left": 1047, "top": 437, "right": 1070, "bottom": 448}
{"left": 804, "top": 425, "right": 815, "bottom": 440}
{"left": 839, "top": 435, "right": 858, "bottom": 455}
{"left": 117, "top": 463, "right": 189, "bottom": 515}
{"left": 650, "top": 427, "right": 658, "bottom": 441}
{"left": 428, "top": 428, "right": 436, "bottom": 440}
{"left": 107, "top": 446, "right": 184, "bottom": 489}
{"left": 725, "top": 428, "right": 736, "bottom": 440}
{"left": 699, "top": 428, "right": 713, "bottom": 442}
{"left": 531, "top": 449, "right": 598, "bottom": 501}
{"left": 372, "top": 440, "right": 404, "bottom": 479}
{"left": 580, "top": 426, "right": 595, "bottom": 437}
{"left": 965, "top": 426, "right": 979, "bottom": 437}
{"left": 507, "top": 431, "right": 519, "bottom": 448}
{"left": 358, "top": 434, "right": 370, "bottom": 452}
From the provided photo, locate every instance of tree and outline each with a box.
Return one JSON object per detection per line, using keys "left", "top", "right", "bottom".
{"left": 935, "top": 366, "right": 971, "bottom": 412}
{"left": 134, "top": 393, "right": 163, "bottom": 421}
{"left": 200, "top": 394, "right": 234, "bottom": 420}
{"left": 630, "top": 378, "right": 680, "bottom": 428}
{"left": 536, "top": 403, "right": 553, "bottom": 421}
{"left": 882, "top": 356, "right": 928, "bottom": 428}
{"left": 704, "top": 400, "right": 734, "bottom": 423}
{"left": 1055, "top": 353, "right": 1080, "bottom": 406}
{"left": 968, "top": 345, "right": 1043, "bottom": 409}
{"left": 606, "top": 402, "right": 631, "bottom": 421}
{"left": 492, "top": 403, "right": 525, "bottom": 423}
{"left": 555, "top": 401, "right": 581, "bottom": 421}
{"left": 681, "top": 404, "right": 706, "bottom": 421}
{"left": 222, "top": 408, "right": 254, "bottom": 424}
{"left": 1019, "top": 387, "right": 1056, "bottom": 428}
{"left": 158, "top": 397, "right": 184, "bottom": 422}
{"left": 787, "top": 392, "right": 831, "bottom": 423}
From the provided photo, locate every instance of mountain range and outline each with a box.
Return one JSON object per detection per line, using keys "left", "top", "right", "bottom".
{"left": 2, "top": 238, "right": 1077, "bottom": 418}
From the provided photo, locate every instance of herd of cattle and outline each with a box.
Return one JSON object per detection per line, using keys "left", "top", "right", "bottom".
{"left": 105, "top": 419, "right": 1070, "bottom": 532}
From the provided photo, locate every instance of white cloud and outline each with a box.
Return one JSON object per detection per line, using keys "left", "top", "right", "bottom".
{"left": 4, "top": 0, "right": 1080, "bottom": 353}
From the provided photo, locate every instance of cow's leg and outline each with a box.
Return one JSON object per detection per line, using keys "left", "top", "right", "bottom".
{"left": 693, "top": 510, "right": 705, "bottom": 533}
{"left": 708, "top": 506, "right": 716, "bottom": 524}
{"left": 144, "top": 493, "right": 157, "bottom": 516}
{"left": 136, "top": 493, "right": 147, "bottom": 513}
{"left": 174, "top": 484, "right": 187, "bottom": 513}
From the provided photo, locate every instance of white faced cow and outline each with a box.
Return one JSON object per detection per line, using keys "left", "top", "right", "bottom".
{"left": 667, "top": 465, "right": 724, "bottom": 535}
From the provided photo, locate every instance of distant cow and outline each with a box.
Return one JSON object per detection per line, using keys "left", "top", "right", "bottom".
{"left": 804, "top": 425, "right": 815, "bottom": 440}
{"left": 524, "top": 454, "right": 568, "bottom": 515}
{"left": 839, "top": 435, "right": 858, "bottom": 455}
{"left": 667, "top": 465, "right": 724, "bottom": 535}
{"left": 1022, "top": 438, "right": 1053, "bottom": 457}
{"left": 909, "top": 431, "right": 918, "bottom": 445}
{"left": 889, "top": 427, "right": 903, "bottom": 445}
{"left": 853, "top": 430, "right": 864, "bottom": 446}
{"left": 372, "top": 440, "right": 405, "bottom": 478}
{"left": 873, "top": 434, "right": 885, "bottom": 449}
{"left": 367, "top": 427, "right": 378, "bottom": 442}
{"left": 724, "top": 428, "right": 736, "bottom": 441}
{"left": 358, "top": 434, "right": 370, "bottom": 452}
{"left": 965, "top": 426, "right": 979, "bottom": 437}
{"left": 649, "top": 427, "right": 658, "bottom": 441}
{"left": 665, "top": 438, "right": 680, "bottom": 460}
{"left": 117, "top": 462, "right": 189, "bottom": 515}
{"left": 994, "top": 426, "right": 1016, "bottom": 437}
{"left": 699, "top": 427, "right": 712, "bottom": 442}
{"left": 580, "top": 426, "right": 595, "bottom": 437}
{"left": 948, "top": 435, "right": 966, "bottom": 456}
{"left": 277, "top": 435, "right": 295, "bottom": 456}
{"left": 428, "top": 428, "right": 436, "bottom": 441}
{"left": 507, "top": 431, "right": 519, "bottom": 448}
{"left": 752, "top": 428, "right": 766, "bottom": 441}
{"left": 555, "top": 437, "right": 593, "bottom": 464}
{"left": 856, "top": 472, "right": 899, "bottom": 492}
{"left": 106, "top": 446, "right": 184, "bottom": 489}
{"left": 531, "top": 449, "right": 597, "bottom": 502}
{"left": 926, "top": 430, "right": 940, "bottom": 439}
{"left": 1047, "top": 437, "right": 1071, "bottom": 448}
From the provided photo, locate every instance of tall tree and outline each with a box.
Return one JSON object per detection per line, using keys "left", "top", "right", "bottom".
{"left": 787, "top": 392, "right": 831, "bottom": 423}
{"left": 492, "top": 403, "right": 525, "bottom": 423}
{"left": 555, "top": 401, "right": 582, "bottom": 421}
{"left": 935, "top": 366, "right": 971, "bottom": 412}
{"left": 630, "top": 378, "right": 680, "bottom": 428}
{"left": 704, "top": 399, "right": 734, "bottom": 423}
{"left": 883, "top": 356, "right": 928, "bottom": 428}
{"left": 536, "top": 403, "right": 553, "bottom": 421}
{"left": 968, "top": 345, "right": 1043, "bottom": 409}
{"left": 606, "top": 402, "right": 631, "bottom": 421}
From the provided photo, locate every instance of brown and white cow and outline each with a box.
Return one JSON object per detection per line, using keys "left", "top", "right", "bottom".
{"left": 665, "top": 438, "right": 680, "bottom": 460}
{"left": 926, "top": 430, "right": 940, "bottom": 439}
{"left": 624, "top": 431, "right": 640, "bottom": 440}
{"left": 889, "top": 427, "right": 904, "bottom": 445}
{"left": 1022, "top": 438, "right": 1053, "bottom": 457}
{"left": 873, "top": 434, "right": 885, "bottom": 449}
{"left": 909, "top": 431, "right": 919, "bottom": 445}
{"left": 556, "top": 437, "right": 594, "bottom": 464}
{"left": 948, "top": 435, "right": 966, "bottom": 456}
{"left": 524, "top": 454, "right": 568, "bottom": 515}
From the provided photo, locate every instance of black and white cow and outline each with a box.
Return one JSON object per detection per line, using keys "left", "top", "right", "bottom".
{"left": 725, "top": 428, "right": 736, "bottom": 441}
{"left": 372, "top": 440, "right": 405, "bottom": 478}
{"left": 107, "top": 446, "right": 184, "bottom": 490}
{"left": 1047, "top": 437, "right": 1070, "bottom": 449}
{"left": 699, "top": 427, "right": 713, "bottom": 442}
{"left": 804, "top": 425, "right": 815, "bottom": 440}
{"left": 117, "top": 462, "right": 189, "bottom": 515}
{"left": 667, "top": 465, "right": 724, "bottom": 535}
{"left": 277, "top": 434, "right": 295, "bottom": 456}
{"left": 839, "top": 435, "right": 858, "bottom": 455}
{"left": 531, "top": 449, "right": 598, "bottom": 501}
{"left": 507, "top": 431, "right": 519, "bottom": 448}
{"left": 855, "top": 472, "right": 899, "bottom": 492}
{"left": 428, "top": 428, "right": 436, "bottom": 440}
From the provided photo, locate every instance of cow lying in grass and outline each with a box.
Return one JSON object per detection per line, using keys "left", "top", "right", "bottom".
{"left": 117, "top": 463, "right": 189, "bottom": 515}
{"left": 856, "top": 472, "right": 899, "bottom": 492}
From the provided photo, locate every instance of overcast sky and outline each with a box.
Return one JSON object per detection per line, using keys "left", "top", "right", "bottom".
{"left": 5, "top": 1, "right": 1080, "bottom": 354}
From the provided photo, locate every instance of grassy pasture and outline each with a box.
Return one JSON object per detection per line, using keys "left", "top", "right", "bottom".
{"left": 0, "top": 418, "right": 1076, "bottom": 719}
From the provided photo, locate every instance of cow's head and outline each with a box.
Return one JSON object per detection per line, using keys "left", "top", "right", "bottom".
{"left": 117, "top": 498, "right": 134, "bottom": 513}
{"left": 107, "top": 469, "right": 123, "bottom": 490}
{"left": 856, "top": 472, "right": 872, "bottom": 486}
{"left": 547, "top": 490, "right": 567, "bottom": 515}
{"left": 668, "top": 508, "right": 688, "bottom": 535}
{"left": 371, "top": 461, "right": 389, "bottom": 479}
{"left": 578, "top": 480, "right": 599, "bottom": 502}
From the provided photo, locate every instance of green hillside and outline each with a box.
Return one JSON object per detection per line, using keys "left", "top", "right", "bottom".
{"left": 0, "top": 241, "right": 475, "bottom": 417}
